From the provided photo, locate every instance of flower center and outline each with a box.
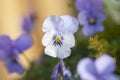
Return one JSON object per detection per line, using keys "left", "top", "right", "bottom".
{"left": 89, "top": 17, "right": 96, "bottom": 24}
{"left": 55, "top": 36, "right": 61, "bottom": 43}
{"left": 53, "top": 35, "right": 63, "bottom": 47}
{"left": 12, "top": 56, "right": 17, "bottom": 62}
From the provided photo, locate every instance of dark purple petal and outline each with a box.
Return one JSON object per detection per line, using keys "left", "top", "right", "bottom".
{"left": 62, "top": 69, "right": 71, "bottom": 80}
{"left": 22, "top": 16, "right": 34, "bottom": 33}
{"left": 14, "top": 34, "right": 33, "bottom": 53}
{"left": 5, "top": 59, "right": 25, "bottom": 74}
{"left": 75, "top": 0, "right": 104, "bottom": 11}
{"left": 22, "top": 10, "right": 36, "bottom": 33}
{"left": 0, "top": 35, "right": 12, "bottom": 60}
{"left": 63, "top": 75, "right": 70, "bottom": 80}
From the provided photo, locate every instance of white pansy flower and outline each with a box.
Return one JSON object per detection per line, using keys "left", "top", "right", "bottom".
{"left": 42, "top": 15, "right": 79, "bottom": 59}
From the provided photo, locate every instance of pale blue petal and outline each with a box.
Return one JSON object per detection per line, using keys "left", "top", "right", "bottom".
{"left": 62, "top": 33, "right": 75, "bottom": 48}
{"left": 45, "top": 42, "right": 57, "bottom": 58}
{"left": 42, "top": 15, "right": 64, "bottom": 33}
{"left": 95, "top": 24, "right": 104, "bottom": 32}
{"left": 82, "top": 25, "right": 96, "bottom": 36}
{"left": 78, "top": 11, "right": 88, "bottom": 26}
{"left": 102, "top": 74, "right": 119, "bottom": 80}
{"left": 60, "top": 15, "right": 79, "bottom": 33}
{"left": 95, "top": 54, "right": 116, "bottom": 76}
{"left": 77, "top": 58, "right": 97, "bottom": 80}
{"left": 57, "top": 44, "right": 71, "bottom": 59}
{"left": 42, "top": 29, "right": 56, "bottom": 46}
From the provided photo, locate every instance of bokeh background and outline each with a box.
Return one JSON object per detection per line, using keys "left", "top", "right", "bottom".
{"left": 0, "top": 0, "right": 120, "bottom": 80}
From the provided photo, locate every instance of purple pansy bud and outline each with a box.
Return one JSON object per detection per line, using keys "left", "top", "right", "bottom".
{"left": 59, "top": 60, "right": 72, "bottom": 79}
{"left": 51, "top": 60, "right": 72, "bottom": 80}
{"left": 22, "top": 9, "right": 36, "bottom": 33}
{"left": 51, "top": 63, "right": 60, "bottom": 80}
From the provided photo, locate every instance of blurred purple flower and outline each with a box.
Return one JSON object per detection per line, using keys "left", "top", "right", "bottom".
{"left": 75, "top": 0, "right": 104, "bottom": 11}
{"left": 51, "top": 60, "right": 72, "bottom": 80}
{"left": 78, "top": 10, "right": 106, "bottom": 36}
{"left": 42, "top": 15, "right": 79, "bottom": 59}
{"left": 22, "top": 10, "right": 36, "bottom": 33}
{"left": 0, "top": 34, "right": 33, "bottom": 74}
{"left": 77, "top": 54, "right": 119, "bottom": 80}
{"left": 75, "top": 0, "right": 106, "bottom": 36}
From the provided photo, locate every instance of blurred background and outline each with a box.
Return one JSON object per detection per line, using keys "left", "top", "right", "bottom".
{"left": 0, "top": 0, "right": 120, "bottom": 80}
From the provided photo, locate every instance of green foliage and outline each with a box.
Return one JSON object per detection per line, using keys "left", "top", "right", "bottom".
{"left": 22, "top": 55, "right": 59, "bottom": 80}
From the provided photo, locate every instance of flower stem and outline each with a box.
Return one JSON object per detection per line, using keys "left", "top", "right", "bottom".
{"left": 60, "top": 75, "right": 63, "bottom": 80}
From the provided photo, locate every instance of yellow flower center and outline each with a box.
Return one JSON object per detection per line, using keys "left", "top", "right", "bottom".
{"left": 55, "top": 36, "right": 61, "bottom": 43}
{"left": 89, "top": 18, "right": 95, "bottom": 24}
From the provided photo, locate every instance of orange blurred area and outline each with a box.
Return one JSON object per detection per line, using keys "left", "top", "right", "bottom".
{"left": 0, "top": 0, "right": 74, "bottom": 80}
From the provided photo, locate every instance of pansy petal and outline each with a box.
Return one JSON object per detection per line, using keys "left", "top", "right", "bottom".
{"left": 96, "top": 11, "right": 106, "bottom": 23}
{"left": 14, "top": 34, "right": 33, "bottom": 53}
{"left": 78, "top": 11, "right": 88, "bottom": 26}
{"left": 77, "top": 58, "right": 97, "bottom": 80}
{"left": 60, "top": 15, "right": 79, "bottom": 33}
{"left": 75, "top": 0, "right": 91, "bottom": 11}
{"left": 75, "top": 0, "right": 104, "bottom": 11}
{"left": 5, "top": 59, "right": 25, "bottom": 74}
{"left": 95, "top": 24, "right": 104, "bottom": 32}
{"left": 0, "top": 50, "right": 7, "bottom": 60}
{"left": 91, "top": 0, "right": 104, "bottom": 11}
{"left": 0, "top": 35, "right": 12, "bottom": 52}
{"left": 95, "top": 54, "right": 116, "bottom": 76}
{"left": 102, "top": 74, "right": 119, "bottom": 80}
{"left": 45, "top": 42, "right": 57, "bottom": 58}
{"left": 57, "top": 46, "right": 71, "bottom": 59}
{"left": 82, "top": 25, "right": 96, "bottom": 36}
{"left": 42, "top": 15, "right": 64, "bottom": 32}
{"left": 42, "top": 29, "right": 56, "bottom": 46}
{"left": 63, "top": 33, "right": 75, "bottom": 48}
{"left": 0, "top": 35, "right": 12, "bottom": 60}
{"left": 22, "top": 16, "right": 34, "bottom": 33}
